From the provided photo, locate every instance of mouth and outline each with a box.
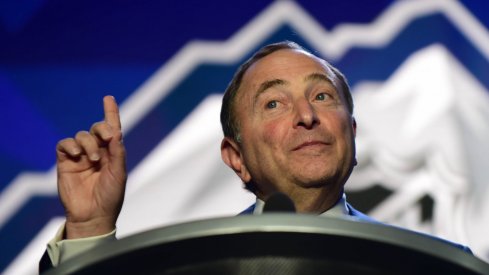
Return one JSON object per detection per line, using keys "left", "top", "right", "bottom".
{"left": 292, "top": 141, "right": 329, "bottom": 151}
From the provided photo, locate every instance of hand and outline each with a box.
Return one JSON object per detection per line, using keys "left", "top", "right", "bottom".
{"left": 56, "top": 96, "right": 127, "bottom": 239}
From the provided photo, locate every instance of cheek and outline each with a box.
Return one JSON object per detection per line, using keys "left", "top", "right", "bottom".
{"left": 337, "top": 118, "right": 356, "bottom": 154}
{"left": 324, "top": 112, "right": 354, "bottom": 144}
{"left": 260, "top": 119, "right": 286, "bottom": 146}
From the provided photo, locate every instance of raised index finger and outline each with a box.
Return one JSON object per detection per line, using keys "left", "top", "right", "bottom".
{"left": 103, "top": 95, "right": 121, "bottom": 130}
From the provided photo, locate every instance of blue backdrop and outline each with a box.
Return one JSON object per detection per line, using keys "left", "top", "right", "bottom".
{"left": 1, "top": 0, "right": 489, "bottom": 273}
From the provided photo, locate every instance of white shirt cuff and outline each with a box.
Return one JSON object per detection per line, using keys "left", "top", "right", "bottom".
{"left": 46, "top": 222, "right": 116, "bottom": 267}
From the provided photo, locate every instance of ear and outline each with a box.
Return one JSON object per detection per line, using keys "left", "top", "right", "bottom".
{"left": 221, "top": 137, "right": 252, "bottom": 183}
{"left": 352, "top": 116, "right": 357, "bottom": 137}
{"left": 351, "top": 116, "right": 358, "bottom": 166}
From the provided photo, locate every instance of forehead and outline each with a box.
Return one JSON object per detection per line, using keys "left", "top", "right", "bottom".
{"left": 241, "top": 49, "right": 334, "bottom": 89}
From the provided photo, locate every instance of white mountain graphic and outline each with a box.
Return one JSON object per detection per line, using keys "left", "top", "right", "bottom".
{"left": 349, "top": 44, "right": 489, "bottom": 258}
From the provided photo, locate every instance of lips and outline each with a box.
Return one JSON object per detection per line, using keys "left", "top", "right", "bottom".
{"left": 292, "top": 141, "right": 330, "bottom": 151}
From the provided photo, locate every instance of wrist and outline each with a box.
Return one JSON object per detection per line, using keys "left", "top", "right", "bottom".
{"left": 65, "top": 218, "right": 116, "bottom": 239}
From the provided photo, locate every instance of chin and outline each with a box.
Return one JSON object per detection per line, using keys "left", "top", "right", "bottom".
{"left": 293, "top": 173, "right": 338, "bottom": 188}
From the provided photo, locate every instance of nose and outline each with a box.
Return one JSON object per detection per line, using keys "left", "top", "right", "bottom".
{"left": 293, "top": 98, "right": 319, "bottom": 129}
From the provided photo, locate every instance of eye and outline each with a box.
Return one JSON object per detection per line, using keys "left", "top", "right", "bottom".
{"left": 315, "top": 93, "right": 330, "bottom": 101}
{"left": 266, "top": 100, "right": 278, "bottom": 109}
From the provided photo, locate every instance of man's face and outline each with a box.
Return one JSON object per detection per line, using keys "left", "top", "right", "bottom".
{"left": 226, "top": 49, "right": 356, "bottom": 202}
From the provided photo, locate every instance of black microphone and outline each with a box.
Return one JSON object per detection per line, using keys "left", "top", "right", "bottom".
{"left": 263, "top": 192, "right": 296, "bottom": 213}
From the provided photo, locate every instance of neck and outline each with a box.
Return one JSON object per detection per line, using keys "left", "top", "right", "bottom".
{"left": 293, "top": 188, "right": 343, "bottom": 214}
{"left": 257, "top": 184, "right": 344, "bottom": 214}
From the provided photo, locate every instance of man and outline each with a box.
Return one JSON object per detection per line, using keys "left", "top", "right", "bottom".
{"left": 40, "top": 41, "right": 470, "bottom": 271}
{"left": 219, "top": 41, "right": 356, "bottom": 215}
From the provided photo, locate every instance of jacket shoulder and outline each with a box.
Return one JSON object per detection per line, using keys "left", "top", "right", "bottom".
{"left": 346, "top": 203, "right": 472, "bottom": 253}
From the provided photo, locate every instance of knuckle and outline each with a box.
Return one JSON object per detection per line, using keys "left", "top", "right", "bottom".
{"left": 58, "top": 137, "right": 73, "bottom": 145}
{"left": 75, "top": 131, "right": 98, "bottom": 147}
{"left": 75, "top": 130, "right": 90, "bottom": 139}
{"left": 91, "top": 121, "right": 111, "bottom": 135}
{"left": 57, "top": 138, "right": 74, "bottom": 149}
{"left": 112, "top": 129, "right": 122, "bottom": 137}
{"left": 91, "top": 121, "right": 104, "bottom": 130}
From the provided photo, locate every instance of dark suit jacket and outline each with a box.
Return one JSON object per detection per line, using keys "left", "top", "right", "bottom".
{"left": 240, "top": 202, "right": 472, "bottom": 254}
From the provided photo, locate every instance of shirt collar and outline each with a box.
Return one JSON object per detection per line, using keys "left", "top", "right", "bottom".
{"left": 253, "top": 193, "right": 349, "bottom": 217}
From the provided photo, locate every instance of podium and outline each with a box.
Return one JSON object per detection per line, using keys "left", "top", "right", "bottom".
{"left": 44, "top": 215, "right": 489, "bottom": 274}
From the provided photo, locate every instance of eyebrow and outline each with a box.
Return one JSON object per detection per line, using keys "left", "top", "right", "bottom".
{"left": 257, "top": 79, "right": 288, "bottom": 95}
{"left": 303, "top": 73, "right": 334, "bottom": 85}
{"left": 253, "top": 78, "right": 289, "bottom": 103}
